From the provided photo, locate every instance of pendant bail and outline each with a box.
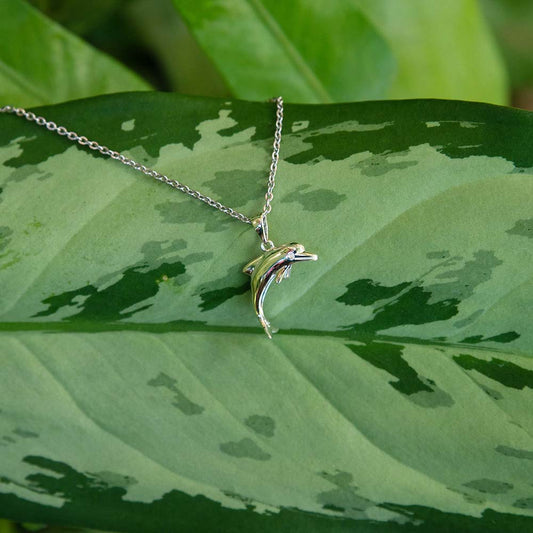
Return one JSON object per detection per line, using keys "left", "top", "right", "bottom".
{"left": 252, "top": 214, "right": 274, "bottom": 251}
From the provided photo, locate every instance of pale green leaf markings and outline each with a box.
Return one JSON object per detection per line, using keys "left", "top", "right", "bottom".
{"left": 12, "top": 429, "right": 39, "bottom": 439}
{"left": 1, "top": 163, "right": 50, "bottom": 187}
{"left": 0, "top": 105, "right": 263, "bottom": 323}
{"left": 463, "top": 479, "right": 514, "bottom": 495}
{"left": 495, "top": 446, "right": 533, "bottom": 461}
{"left": 219, "top": 438, "right": 271, "bottom": 461}
{"left": 205, "top": 170, "right": 269, "bottom": 208}
{"left": 271, "top": 154, "right": 520, "bottom": 331}
{"left": 1, "top": 332, "right": 266, "bottom": 510}
{"left": 244, "top": 415, "right": 276, "bottom": 438}
{"left": 280, "top": 184, "right": 347, "bottom": 211}
{"left": 478, "top": 384, "right": 503, "bottom": 401}
{"left": 1, "top": 331, "right": 533, "bottom": 528}
{"left": 507, "top": 218, "right": 533, "bottom": 239}
{"left": 514, "top": 498, "right": 533, "bottom": 510}
{"left": 121, "top": 119, "right": 136, "bottom": 132}
{"left": 352, "top": 151, "right": 418, "bottom": 177}
{"left": 429, "top": 250, "right": 503, "bottom": 303}
{"left": 291, "top": 120, "right": 309, "bottom": 133}
{"left": 0, "top": 146, "right": 147, "bottom": 319}
{"left": 401, "top": 383, "right": 454, "bottom": 408}
{"left": 147, "top": 372, "right": 205, "bottom": 416}
{"left": 156, "top": 199, "right": 234, "bottom": 233}
{"left": 317, "top": 471, "right": 374, "bottom": 515}
{"left": 0, "top": 226, "right": 18, "bottom": 272}
{"left": 1, "top": 95, "right": 533, "bottom": 531}
{"left": 90, "top": 470, "right": 138, "bottom": 489}
{"left": 0, "top": 226, "right": 13, "bottom": 253}
{"left": 275, "top": 172, "right": 533, "bottom": 353}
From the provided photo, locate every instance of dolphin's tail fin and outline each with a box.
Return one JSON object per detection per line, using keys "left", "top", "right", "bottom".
{"left": 259, "top": 315, "right": 275, "bottom": 339}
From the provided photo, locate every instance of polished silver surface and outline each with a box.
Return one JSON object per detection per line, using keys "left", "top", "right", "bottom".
{"left": 243, "top": 243, "right": 318, "bottom": 338}
{"left": 251, "top": 215, "right": 275, "bottom": 251}
{"left": 261, "top": 96, "right": 283, "bottom": 220}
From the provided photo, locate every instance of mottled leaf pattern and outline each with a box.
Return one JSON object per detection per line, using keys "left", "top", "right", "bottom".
{"left": 0, "top": 93, "right": 532, "bottom": 532}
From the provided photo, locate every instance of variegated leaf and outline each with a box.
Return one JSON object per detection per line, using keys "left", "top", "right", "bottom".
{"left": 0, "top": 94, "right": 532, "bottom": 532}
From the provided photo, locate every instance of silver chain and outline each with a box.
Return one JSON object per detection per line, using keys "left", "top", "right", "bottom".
{"left": 0, "top": 97, "right": 284, "bottom": 226}
{"left": 263, "top": 96, "right": 283, "bottom": 219}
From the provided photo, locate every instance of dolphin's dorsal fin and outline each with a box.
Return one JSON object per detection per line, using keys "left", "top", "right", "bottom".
{"left": 243, "top": 256, "right": 261, "bottom": 276}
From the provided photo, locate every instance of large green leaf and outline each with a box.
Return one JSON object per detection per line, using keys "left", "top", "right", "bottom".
{"left": 173, "top": 0, "right": 507, "bottom": 105}
{"left": 0, "top": 0, "right": 151, "bottom": 108}
{"left": 171, "top": 0, "right": 396, "bottom": 103}
{"left": 1, "top": 93, "right": 533, "bottom": 532}
{"left": 353, "top": 0, "right": 508, "bottom": 104}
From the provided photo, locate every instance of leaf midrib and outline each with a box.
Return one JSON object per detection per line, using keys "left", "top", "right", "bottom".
{"left": 246, "top": 0, "right": 333, "bottom": 103}
{"left": 0, "top": 321, "right": 529, "bottom": 359}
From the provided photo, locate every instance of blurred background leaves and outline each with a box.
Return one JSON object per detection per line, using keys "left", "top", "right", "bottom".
{"left": 482, "top": 0, "right": 533, "bottom": 108}
{"left": 0, "top": 0, "right": 151, "bottom": 107}
{"left": 170, "top": 0, "right": 397, "bottom": 103}
{"left": 0, "top": 0, "right": 529, "bottom": 108}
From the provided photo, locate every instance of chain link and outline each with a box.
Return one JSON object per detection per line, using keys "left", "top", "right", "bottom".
{"left": 0, "top": 98, "right": 284, "bottom": 226}
{"left": 262, "top": 96, "right": 283, "bottom": 219}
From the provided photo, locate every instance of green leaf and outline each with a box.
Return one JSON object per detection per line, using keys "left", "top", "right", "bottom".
{"left": 0, "top": 0, "right": 151, "bottom": 108}
{"left": 354, "top": 0, "right": 508, "bottom": 104}
{"left": 173, "top": 0, "right": 508, "bottom": 105}
{"left": 125, "top": 0, "right": 230, "bottom": 96}
{"left": 1, "top": 93, "right": 533, "bottom": 532}
{"left": 28, "top": 0, "right": 122, "bottom": 36}
{"left": 171, "top": 0, "right": 396, "bottom": 103}
{"left": 481, "top": 0, "right": 533, "bottom": 87}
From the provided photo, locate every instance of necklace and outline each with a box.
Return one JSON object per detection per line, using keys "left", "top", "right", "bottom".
{"left": 0, "top": 98, "right": 318, "bottom": 338}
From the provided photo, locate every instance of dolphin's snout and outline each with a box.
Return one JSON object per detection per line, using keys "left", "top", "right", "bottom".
{"left": 294, "top": 251, "right": 318, "bottom": 261}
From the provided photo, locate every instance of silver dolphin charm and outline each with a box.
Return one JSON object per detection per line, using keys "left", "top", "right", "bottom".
{"left": 243, "top": 243, "right": 318, "bottom": 338}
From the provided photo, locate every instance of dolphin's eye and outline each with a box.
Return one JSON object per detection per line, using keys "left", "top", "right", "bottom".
{"left": 287, "top": 251, "right": 295, "bottom": 260}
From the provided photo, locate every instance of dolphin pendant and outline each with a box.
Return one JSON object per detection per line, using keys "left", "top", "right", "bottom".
{"left": 243, "top": 242, "right": 318, "bottom": 338}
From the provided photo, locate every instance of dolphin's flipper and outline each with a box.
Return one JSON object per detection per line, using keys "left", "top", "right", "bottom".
{"left": 275, "top": 264, "right": 289, "bottom": 283}
{"left": 284, "top": 264, "right": 293, "bottom": 279}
